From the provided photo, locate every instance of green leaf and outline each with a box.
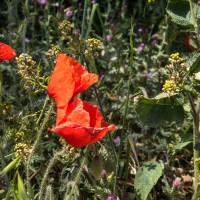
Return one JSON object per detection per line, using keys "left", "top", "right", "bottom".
{"left": 173, "top": 141, "right": 192, "bottom": 151}
{"left": 17, "top": 173, "right": 26, "bottom": 200}
{"left": 135, "top": 161, "right": 164, "bottom": 200}
{"left": 186, "top": 50, "right": 200, "bottom": 75}
{"left": 166, "top": 0, "right": 200, "bottom": 27}
{"left": 0, "top": 156, "right": 21, "bottom": 176}
{"left": 134, "top": 94, "right": 184, "bottom": 127}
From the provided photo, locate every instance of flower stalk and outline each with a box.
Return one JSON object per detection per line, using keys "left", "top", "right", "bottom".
{"left": 26, "top": 100, "right": 54, "bottom": 198}
{"left": 188, "top": 94, "right": 200, "bottom": 200}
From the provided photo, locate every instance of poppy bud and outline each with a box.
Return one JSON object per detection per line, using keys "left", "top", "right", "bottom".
{"left": 90, "top": 155, "right": 103, "bottom": 180}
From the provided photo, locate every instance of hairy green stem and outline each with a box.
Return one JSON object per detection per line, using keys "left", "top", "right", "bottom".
{"left": 36, "top": 95, "right": 50, "bottom": 125}
{"left": 123, "top": 140, "right": 131, "bottom": 197}
{"left": 64, "top": 147, "right": 90, "bottom": 200}
{"left": 38, "top": 148, "right": 65, "bottom": 200}
{"left": 188, "top": 94, "right": 200, "bottom": 200}
{"left": 26, "top": 100, "right": 54, "bottom": 199}
{"left": 192, "top": 110, "right": 200, "bottom": 200}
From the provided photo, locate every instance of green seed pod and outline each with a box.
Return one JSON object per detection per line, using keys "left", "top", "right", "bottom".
{"left": 90, "top": 156, "right": 103, "bottom": 180}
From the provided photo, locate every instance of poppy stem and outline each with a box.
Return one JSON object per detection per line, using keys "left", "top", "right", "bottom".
{"left": 26, "top": 100, "right": 54, "bottom": 198}
{"left": 64, "top": 146, "right": 90, "bottom": 200}
{"left": 38, "top": 147, "right": 66, "bottom": 200}
{"left": 82, "top": 55, "right": 118, "bottom": 164}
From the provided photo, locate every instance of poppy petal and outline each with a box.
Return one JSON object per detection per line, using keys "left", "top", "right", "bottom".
{"left": 68, "top": 56, "right": 98, "bottom": 97}
{"left": 47, "top": 54, "right": 75, "bottom": 108}
{"left": 58, "top": 99, "right": 90, "bottom": 126}
{"left": 82, "top": 101, "right": 103, "bottom": 128}
{"left": 47, "top": 54, "right": 98, "bottom": 108}
{"left": 49, "top": 123, "right": 117, "bottom": 147}
{"left": 0, "top": 43, "right": 16, "bottom": 62}
{"left": 49, "top": 99, "right": 117, "bottom": 147}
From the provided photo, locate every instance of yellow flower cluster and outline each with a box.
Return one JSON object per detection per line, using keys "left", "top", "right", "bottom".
{"left": 86, "top": 38, "right": 101, "bottom": 50}
{"left": 46, "top": 44, "right": 62, "bottom": 59}
{"left": 16, "top": 53, "right": 36, "bottom": 79}
{"left": 14, "top": 142, "right": 30, "bottom": 161}
{"left": 148, "top": 0, "right": 155, "bottom": 3}
{"left": 162, "top": 80, "right": 178, "bottom": 95}
{"left": 162, "top": 52, "right": 186, "bottom": 95}
{"left": 169, "top": 52, "right": 184, "bottom": 63}
{"left": 58, "top": 20, "right": 74, "bottom": 40}
{"left": 85, "top": 38, "right": 101, "bottom": 57}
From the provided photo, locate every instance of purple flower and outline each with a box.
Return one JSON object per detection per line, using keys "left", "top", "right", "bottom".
{"left": 138, "top": 27, "right": 143, "bottom": 33}
{"left": 24, "top": 38, "right": 30, "bottom": 43}
{"left": 136, "top": 43, "right": 145, "bottom": 53}
{"left": 52, "top": 2, "right": 59, "bottom": 7}
{"left": 66, "top": 10, "right": 73, "bottom": 17}
{"left": 173, "top": 178, "right": 181, "bottom": 187}
{"left": 100, "top": 74, "right": 105, "bottom": 81}
{"left": 91, "top": 0, "right": 97, "bottom": 3}
{"left": 151, "top": 39, "right": 157, "bottom": 46}
{"left": 106, "top": 34, "right": 113, "bottom": 41}
{"left": 143, "top": 73, "right": 152, "bottom": 79}
{"left": 113, "top": 136, "right": 120, "bottom": 146}
{"left": 60, "top": 5, "right": 65, "bottom": 11}
{"left": 37, "top": 0, "right": 48, "bottom": 5}
{"left": 101, "top": 169, "right": 107, "bottom": 177}
{"left": 107, "top": 194, "right": 115, "bottom": 200}
{"left": 198, "top": 0, "right": 200, "bottom": 5}
{"left": 75, "top": 29, "right": 80, "bottom": 34}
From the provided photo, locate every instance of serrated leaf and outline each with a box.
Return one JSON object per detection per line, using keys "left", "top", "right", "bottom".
{"left": 186, "top": 50, "right": 200, "bottom": 74}
{"left": 135, "top": 161, "right": 164, "bottom": 200}
{"left": 166, "top": 0, "right": 200, "bottom": 27}
{"left": 134, "top": 94, "right": 184, "bottom": 127}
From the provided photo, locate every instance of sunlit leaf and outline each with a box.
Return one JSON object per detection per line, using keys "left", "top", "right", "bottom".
{"left": 17, "top": 173, "right": 26, "bottom": 200}
{"left": 166, "top": 0, "right": 200, "bottom": 27}
{"left": 0, "top": 157, "right": 21, "bottom": 176}
{"left": 134, "top": 94, "right": 184, "bottom": 127}
{"left": 135, "top": 161, "right": 164, "bottom": 200}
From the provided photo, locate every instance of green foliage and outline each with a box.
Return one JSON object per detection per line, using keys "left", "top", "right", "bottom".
{"left": 14, "top": 173, "right": 26, "bottom": 200}
{"left": 0, "top": 156, "right": 21, "bottom": 176}
{"left": 134, "top": 93, "right": 185, "bottom": 127}
{"left": 0, "top": 0, "right": 198, "bottom": 199}
{"left": 135, "top": 160, "right": 164, "bottom": 200}
{"left": 186, "top": 50, "right": 200, "bottom": 75}
{"left": 166, "top": 0, "right": 200, "bottom": 27}
{"left": 173, "top": 141, "right": 192, "bottom": 151}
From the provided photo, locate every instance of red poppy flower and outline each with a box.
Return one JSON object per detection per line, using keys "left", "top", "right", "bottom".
{"left": 49, "top": 99, "right": 117, "bottom": 147}
{"left": 0, "top": 42, "right": 16, "bottom": 62}
{"left": 47, "top": 54, "right": 98, "bottom": 124}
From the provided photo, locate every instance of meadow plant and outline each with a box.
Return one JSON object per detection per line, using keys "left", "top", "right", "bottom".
{"left": 1, "top": 0, "right": 200, "bottom": 200}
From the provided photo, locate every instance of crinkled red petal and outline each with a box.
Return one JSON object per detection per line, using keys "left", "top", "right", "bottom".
{"left": 49, "top": 123, "right": 117, "bottom": 147}
{"left": 47, "top": 54, "right": 75, "bottom": 108}
{"left": 49, "top": 99, "right": 117, "bottom": 147}
{"left": 47, "top": 54, "right": 98, "bottom": 109}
